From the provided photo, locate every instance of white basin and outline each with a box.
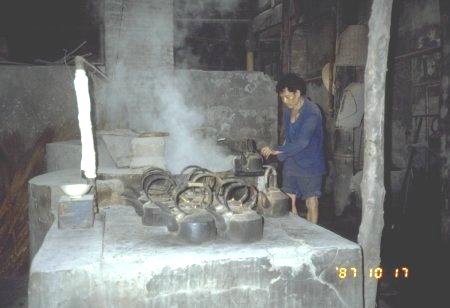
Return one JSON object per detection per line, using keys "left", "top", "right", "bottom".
{"left": 60, "top": 183, "right": 92, "bottom": 198}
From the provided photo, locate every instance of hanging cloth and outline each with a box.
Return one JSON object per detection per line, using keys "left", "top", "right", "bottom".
{"left": 336, "top": 82, "right": 365, "bottom": 129}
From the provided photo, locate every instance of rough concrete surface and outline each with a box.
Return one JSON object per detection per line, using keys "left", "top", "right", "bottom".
{"left": 58, "top": 194, "right": 95, "bottom": 229}
{"left": 46, "top": 138, "right": 117, "bottom": 172}
{"left": 96, "top": 167, "right": 143, "bottom": 191}
{"left": 46, "top": 134, "right": 167, "bottom": 172}
{"left": 28, "top": 169, "right": 86, "bottom": 259}
{"left": 28, "top": 167, "right": 149, "bottom": 259}
{"left": 176, "top": 70, "right": 278, "bottom": 148}
{"left": 29, "top": 204, "right": 362, "bottom": 308}
{"left": 100, "top": 69, "right": 278, "bottom": 148}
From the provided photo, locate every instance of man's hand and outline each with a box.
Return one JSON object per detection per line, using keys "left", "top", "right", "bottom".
{"left": 261, "top": 146, "right": 281, "bottom": 159}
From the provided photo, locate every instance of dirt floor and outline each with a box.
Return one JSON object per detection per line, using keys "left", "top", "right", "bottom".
{"left": 314, "top": 169, "right": 450, "bottom": 308}
{"left": 0, "top": 275, "right": 27, "bottom": 307}
{"left": 376, "top": 169, "right": 450, "bottom": 308}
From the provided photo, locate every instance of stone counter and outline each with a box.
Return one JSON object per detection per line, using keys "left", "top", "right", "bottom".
{"left": 28, "top": 168, "right": 141, "bottom": 259}
{"left": 29, "top": 205, "right": 362, "bottom": 308}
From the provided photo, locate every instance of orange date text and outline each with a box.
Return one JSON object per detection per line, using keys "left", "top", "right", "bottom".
{"left": 335, "top": 267, "right": 410, "bottom": 279}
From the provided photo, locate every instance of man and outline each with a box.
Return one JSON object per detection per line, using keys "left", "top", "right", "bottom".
{"left": 261, "top": 73, "right": 325, "bottom": 224}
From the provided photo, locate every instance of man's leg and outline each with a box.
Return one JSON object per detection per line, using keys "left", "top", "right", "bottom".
{"left": 305, "top": 196, "right": 319, "bottom": 224}
{"left": 287, "top": 193, "right": 298, "bottom": 215}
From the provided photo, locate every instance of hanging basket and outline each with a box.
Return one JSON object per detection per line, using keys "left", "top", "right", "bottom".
{"left": 335, "top": 25, "right": 368, "bottom": 66}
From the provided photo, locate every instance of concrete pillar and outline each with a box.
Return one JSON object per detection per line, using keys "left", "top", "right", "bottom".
{"left": 357, "top": 0, "right": 393, "bottom": 307}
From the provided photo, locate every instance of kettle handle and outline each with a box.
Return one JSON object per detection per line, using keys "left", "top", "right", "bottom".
{"left": 263, "top": 165, "right": 277, "bottom": 188}
{"left": 174, "top": 182, "right": 213, "bottom": 214}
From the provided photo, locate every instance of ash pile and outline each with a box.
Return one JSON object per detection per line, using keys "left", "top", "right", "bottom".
{"left": 122, "top": 165, "right": 291, "bottom": 244}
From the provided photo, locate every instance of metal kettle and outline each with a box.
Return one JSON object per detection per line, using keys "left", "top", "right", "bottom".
{"left": 155, "top": 182, "right": 217, "bottom": 244}
{"left": 208, "top": 181, "right": 263, "bottom": 243}
{"left": 258, "top": 165, "right": 290, "bottom": 217}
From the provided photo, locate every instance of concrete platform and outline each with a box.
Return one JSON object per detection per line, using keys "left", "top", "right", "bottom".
{"left": 29, "top": 205, "right": 363, "bottom": 307}
{"left": 46, "top": 136, "right": 167, "bottom": 172}
{"left": 28, "top": 168, "right": 143, "bottom": 259}
{"left": 28, "top": 169, "right": 85, "bottom": 259}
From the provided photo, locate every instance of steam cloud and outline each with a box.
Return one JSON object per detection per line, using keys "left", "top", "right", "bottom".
{"left": 153, "top": 0, "right": 243, "bottom": 173}
{"left": 105, "top": 0, "right": 245, "bottom": 173}
{"left": 153, "top": 72, "right": 233, "bottom": 173}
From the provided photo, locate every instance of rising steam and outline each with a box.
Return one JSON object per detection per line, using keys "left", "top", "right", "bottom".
{"left": 104, "top": 0, "right": 246, "bottom": 173}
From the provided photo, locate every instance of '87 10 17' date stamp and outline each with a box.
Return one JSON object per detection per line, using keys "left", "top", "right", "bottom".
{"left": 336, "top": 267, "right": 410, "bottom": 280}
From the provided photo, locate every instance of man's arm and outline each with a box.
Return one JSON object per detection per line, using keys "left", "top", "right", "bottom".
{"left": 276, "top": 114, "right": 319, "bottom": 161}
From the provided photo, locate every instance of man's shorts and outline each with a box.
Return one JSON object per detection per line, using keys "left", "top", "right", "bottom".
{"left": 282, "top": 173, "right": 323, "bottom": 200}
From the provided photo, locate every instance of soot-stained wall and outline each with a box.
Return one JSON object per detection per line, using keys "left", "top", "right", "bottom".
{"left": 389, "top": 0, "right": 442, "bottom": 169}
{"left": 176, "top": 69, "right": 277, "bottom": 147}
{"left": 0, "top": 66, "right": 79, "bottom": 151}
{"left": 1, "top": 0, "right": 278, "bottom": 174}
{"left": 1, "top": 0, "right": 280, "bottom": 171}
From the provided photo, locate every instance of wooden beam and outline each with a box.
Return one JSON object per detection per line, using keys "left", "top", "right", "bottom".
{"left": 280, "top": 0, "right": 292, "bottom": 74}
{"left": 256, "top": 0, "right": 283, "bottom": 14}
{"left": 278, "top": 0, "right": 292, "bottom": 144}
{"left": 357, "top": 1, "right": 393, "bottom": 307}
{"left": 394, "top": 45, "right": 441, "bottom": 61}
{"left": 332, "top": 0, "right": 345, "bottom": 118}
{"left": 253, "top": 3, "right": 283, "bottom": 33}
{"left": 175, "top": 18, "right": 251, "bottom": 24}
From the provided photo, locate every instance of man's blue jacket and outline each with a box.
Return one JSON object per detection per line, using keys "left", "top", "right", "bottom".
{"left": 276, "top": 98, "right": 326, "bottom": 176}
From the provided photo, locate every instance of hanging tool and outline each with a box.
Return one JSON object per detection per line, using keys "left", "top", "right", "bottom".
{"left": 400, "top": 117, "right": 423, "bottom": 215}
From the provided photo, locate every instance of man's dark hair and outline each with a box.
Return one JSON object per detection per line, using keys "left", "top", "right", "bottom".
{"left": 276, "top": 73, "right": 307, "bottom": 95}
